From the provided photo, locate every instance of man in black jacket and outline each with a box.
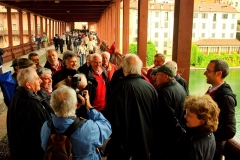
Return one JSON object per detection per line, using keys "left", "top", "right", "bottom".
{"left": 105, "top": 54, "right": 158, "bottom": 160}
{"left": 151, "top": 64, "right": 187, "bottom": 160}
{"left": 7, "top": 67, "right": 53, "bottom": 160}
{"left": 204, "top": 59, "right": 236, "bottom": 160}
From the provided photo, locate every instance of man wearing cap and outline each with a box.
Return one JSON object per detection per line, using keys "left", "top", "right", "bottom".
{"left": 11, "top": 59, "right": 19, "bottom": 83}
{"left": 17, "top": 58, "right": 37, "bottom": 70}
{"left": 151, "top": 64, "right": 187, "bottom": 160}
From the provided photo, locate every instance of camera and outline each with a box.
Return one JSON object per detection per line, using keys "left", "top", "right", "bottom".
{"left": 71, "top": 76, "right": 86, "bottom": 98}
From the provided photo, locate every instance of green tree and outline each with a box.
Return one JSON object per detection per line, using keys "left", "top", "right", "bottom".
{"left": 190, "top": 44, "right": 199, "bottom": 66}
{"left": 129, "top": 41, "right": 157, "bottom": 66}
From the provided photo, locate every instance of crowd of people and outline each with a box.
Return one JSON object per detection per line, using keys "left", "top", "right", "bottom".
{"left": 2, "top": 35, "right": 237, "bottom": 160}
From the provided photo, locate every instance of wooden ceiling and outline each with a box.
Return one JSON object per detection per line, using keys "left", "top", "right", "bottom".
{"left": 0, "top": 0, "right": 114, "bottom": 22}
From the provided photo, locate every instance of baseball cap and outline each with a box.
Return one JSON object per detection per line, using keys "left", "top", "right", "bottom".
{"left": 157, "top": 64, "right": 176, "bottom": 77}
{"left": 17, "top": 58, "right": 36, "bottom": 69}
{"left": 10, "top": 59, "right": 18, "bottom": 67}
{"left": 151, "top": 67, "right": 159, "bottom": 76}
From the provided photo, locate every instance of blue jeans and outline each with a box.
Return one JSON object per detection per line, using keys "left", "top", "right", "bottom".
{"left": 80, "top": 54, "right": 85, "bottom": 66}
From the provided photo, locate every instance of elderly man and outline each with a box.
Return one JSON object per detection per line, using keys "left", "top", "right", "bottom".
{"left": 165, "top": 60, "right": 189, "bottom": 95}
{"left": 204, "top": 59, "right": 236, "bottom": 160}
{"left": 40, "top": 85, "right": 112, "bottom": 160}
{"left": 44, "top": 49, "right": 63, "bottom": 75}
{"left": 17, "top": 58, "right": 37, "bottom": 70}
{"left": 151, "top": 64, "right": 187, "bottom": 160}
{"left": 83, "top": 53, "right": 109, "bottom": 112}
{"left": 37, "top": 67, "right": 52, "bottom": 94}
{"left": 28, "top": 52, "right": 42, "bottom": 69}
{"left": 52, "top": 50, "right": 79, "bottom": 89}
{"left": 146, "top": 53, "right": 166, "bottom": 89}
{"left": 7, "top": 67, "right": 54, "bottom": 160}
{"left": 102, "top": 51, "right": 117, "bottom": 81}
{"left": 105, "top": 54, "right": 158, "bottom": 160}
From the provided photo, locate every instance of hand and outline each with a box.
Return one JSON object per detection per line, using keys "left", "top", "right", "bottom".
{"left": 77, "top": 90, "right": 92, "bottom": 109}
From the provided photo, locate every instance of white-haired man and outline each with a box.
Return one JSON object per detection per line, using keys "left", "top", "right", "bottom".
{"left": 41, "top": 85, "right": 112, "bottom": 160}
{"left": 7, "top": 67, "right": 54, "bottom": 160}
{"left": 102, "top": 51, "right": 117, "bottom": 81}
{"left": 105, "top": 54, "right": 158, "bottom": 160}
{"left": 37, "top": 67, "right": 53, "bottom": 94}
{"left": 84, "top": 53, "right": 109, "bottom": 112}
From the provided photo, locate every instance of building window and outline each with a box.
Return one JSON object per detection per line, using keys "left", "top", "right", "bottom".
{"left": 164, "top": 41, "right": 167, "bottom": 47}
{"left": 155, "top": 22, "right": 159, "bottom": 28}
{"left": 192, "top": 33, "right": 195, "bottom": 38}
{"left": 213, "top": 14, "right": 216, "bottom": 21}
{"left": 222, "top": 14, "right": 228, "bottom": 19}
{"left": 164, "top": 22, "right": 168, "bottom": 28}
{"left": 201, "top": 33, "right": 205, "bottom": 38}
{"left": 194, "top": 13, "right": 198, "bottom": 18}
{"left": 235, "top": 2, "right": 238, "bottom": 8}
{"left": 155, "top": 41, "right": 158, "bottom": 47}
{"left": 212, "top": 23, "right": 216, "bottom": 29}
{"left": 193, "top": 23, "right": 196, "bottom": 29}
{"left": 212, "top": 33, "right": 215, "bottom": 38}
{"left": 202, "top": 13, "right": 208, "bottom": 19}
{"left": 155, "top": 32, "right": 158, "bottom": 38}
{"left": 133, "top": 38, "right": 137, "bottom": 42}
{"left": 230, "top": 33, "right": 234, "bottom": 38}
{"left": 231, "top": 24, "right": 235, "bottom": 29}
{"left": 164, "top": 32, "right": 168, "bottom": 38}
{"left": 13, "top": 35, "right": 19, "bottom": 41}
{"left": 232, "top": 14, "right": 235, "bottom": 19}
{"left": 222, "top": 33, "right": 225, "bottom": 38}
{"left": 12, "top": 24, "right": 17, "bottom": 30}
{"left": 164, "top": 12, "right": 168, "bottom": 21}
{"left": 135, "top": 29, "right": 138, "bottom": 35}
{"left": 155, "top": 11, "right": 159, "bottom": 17}
{"left": 202, "top": 23, "right": 206, "bottom": 29}
{"left": 222, "top": 24, "right": 226, "bottom": 29}
{"left": 164, "top": 50, "right": 167, "bottom": 55}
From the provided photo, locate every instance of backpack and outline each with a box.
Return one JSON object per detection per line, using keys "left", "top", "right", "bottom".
{"left": 44, "top": 117, "right": 86, "bottom": 160}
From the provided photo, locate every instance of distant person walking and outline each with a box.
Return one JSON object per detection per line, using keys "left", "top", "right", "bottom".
{"left": 41, "top": 33, "right": 49, "bottom": 51}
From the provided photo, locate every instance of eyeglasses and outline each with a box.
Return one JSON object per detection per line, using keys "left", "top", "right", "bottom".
{"left": 206, "top": 69, "right": 217, "bottom": 73}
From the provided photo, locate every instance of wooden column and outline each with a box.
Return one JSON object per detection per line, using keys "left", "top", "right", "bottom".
{"left": 40, "top": 17, "right": 43, "bottom": 34}
{"left": 45, "top": 18, "right": 48, "bottom": 36}
{"left": 18, "top": 10, "right": 23, "bottom": 44}
{"left": 49, "top": 20, "right": 51, "bottom": 39}
{"left": 52, "top": 21, "right": 55, "bottom": 38}
{"left": 6, "top": 7, "right": 13, "bottom": 47}
{"left": 27, "top": 12, "right": 31, "bottom": 42}
{"left": 34, "top": 15, "right": 37, "bottom": 36}
{"left": 115, "top": 0, "right": 120, "bottom": 52}
{"left": 111, "top": 4, "right": 116, "bottom": 43}
{"left": 172, "top": 0, "right": 194, "bottom": 83}
{"left": 108, "top": 7, "right": 112, "bottom": 43}
{"left": 123, "top": 0, "right": 130, "bottom": 55}
{"left": 137, "top": 0, "right": 148, "bottom": 67}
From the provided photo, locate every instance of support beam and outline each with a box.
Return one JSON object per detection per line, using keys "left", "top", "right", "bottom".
{"left": 137, "top": 0, "right": 148, "bottom": 67}
{"left": 172, "top": 0, "right": 194, "bottom": 83}
{"left": 122, "top": 0, "right": 130, "bottom": 55}
{"left": 7, "top": 7, "right": 13, "bottom": 47}
{"left": 115, "top": 0, "right": 120, "bottom": 52}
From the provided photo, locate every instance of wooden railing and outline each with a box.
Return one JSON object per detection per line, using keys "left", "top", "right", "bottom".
{"left": 224, "top": 136, "right": 240, "bottom": 160}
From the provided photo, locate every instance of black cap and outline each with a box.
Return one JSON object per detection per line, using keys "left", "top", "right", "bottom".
{"left": 10, "top": 59, "right": 18, "bottom": 67}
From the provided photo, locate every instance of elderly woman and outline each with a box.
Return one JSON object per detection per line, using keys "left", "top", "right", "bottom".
{"left": 101, "top": 51, "right": 117, "bottom": 81}
{"left": 7, "top": 68, "right": 54, "bottom": 160}
{"left": 169, "top": 94, "right": 220, "bottom": 160}
{"left": 41, "top": 85, "right": 112, "bottom": 160}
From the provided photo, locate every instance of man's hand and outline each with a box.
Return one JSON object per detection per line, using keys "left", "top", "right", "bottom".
{"left": 77, "top": 90, "right": 93, "bottom": 110}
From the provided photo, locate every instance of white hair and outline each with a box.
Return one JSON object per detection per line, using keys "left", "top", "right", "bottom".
{"left": 17, "top": 67, "right": 36, "bottom": 87}
{"left": 101, "top": 52, "right": 110, "bottom": 60}
{"left": 90, "top": 53, "right": 102, "bottom": 61}
{"left": 122, "top": 54, "right": 142, "bottom": 75}
{"left": 73, "top": 73, "right": 87, "bottom": 89}
{"left": 36, "top": 67, "right": 52, "bottom": 77}
{"left": 50, "top": 85, "right": 77, "bottom": 118}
